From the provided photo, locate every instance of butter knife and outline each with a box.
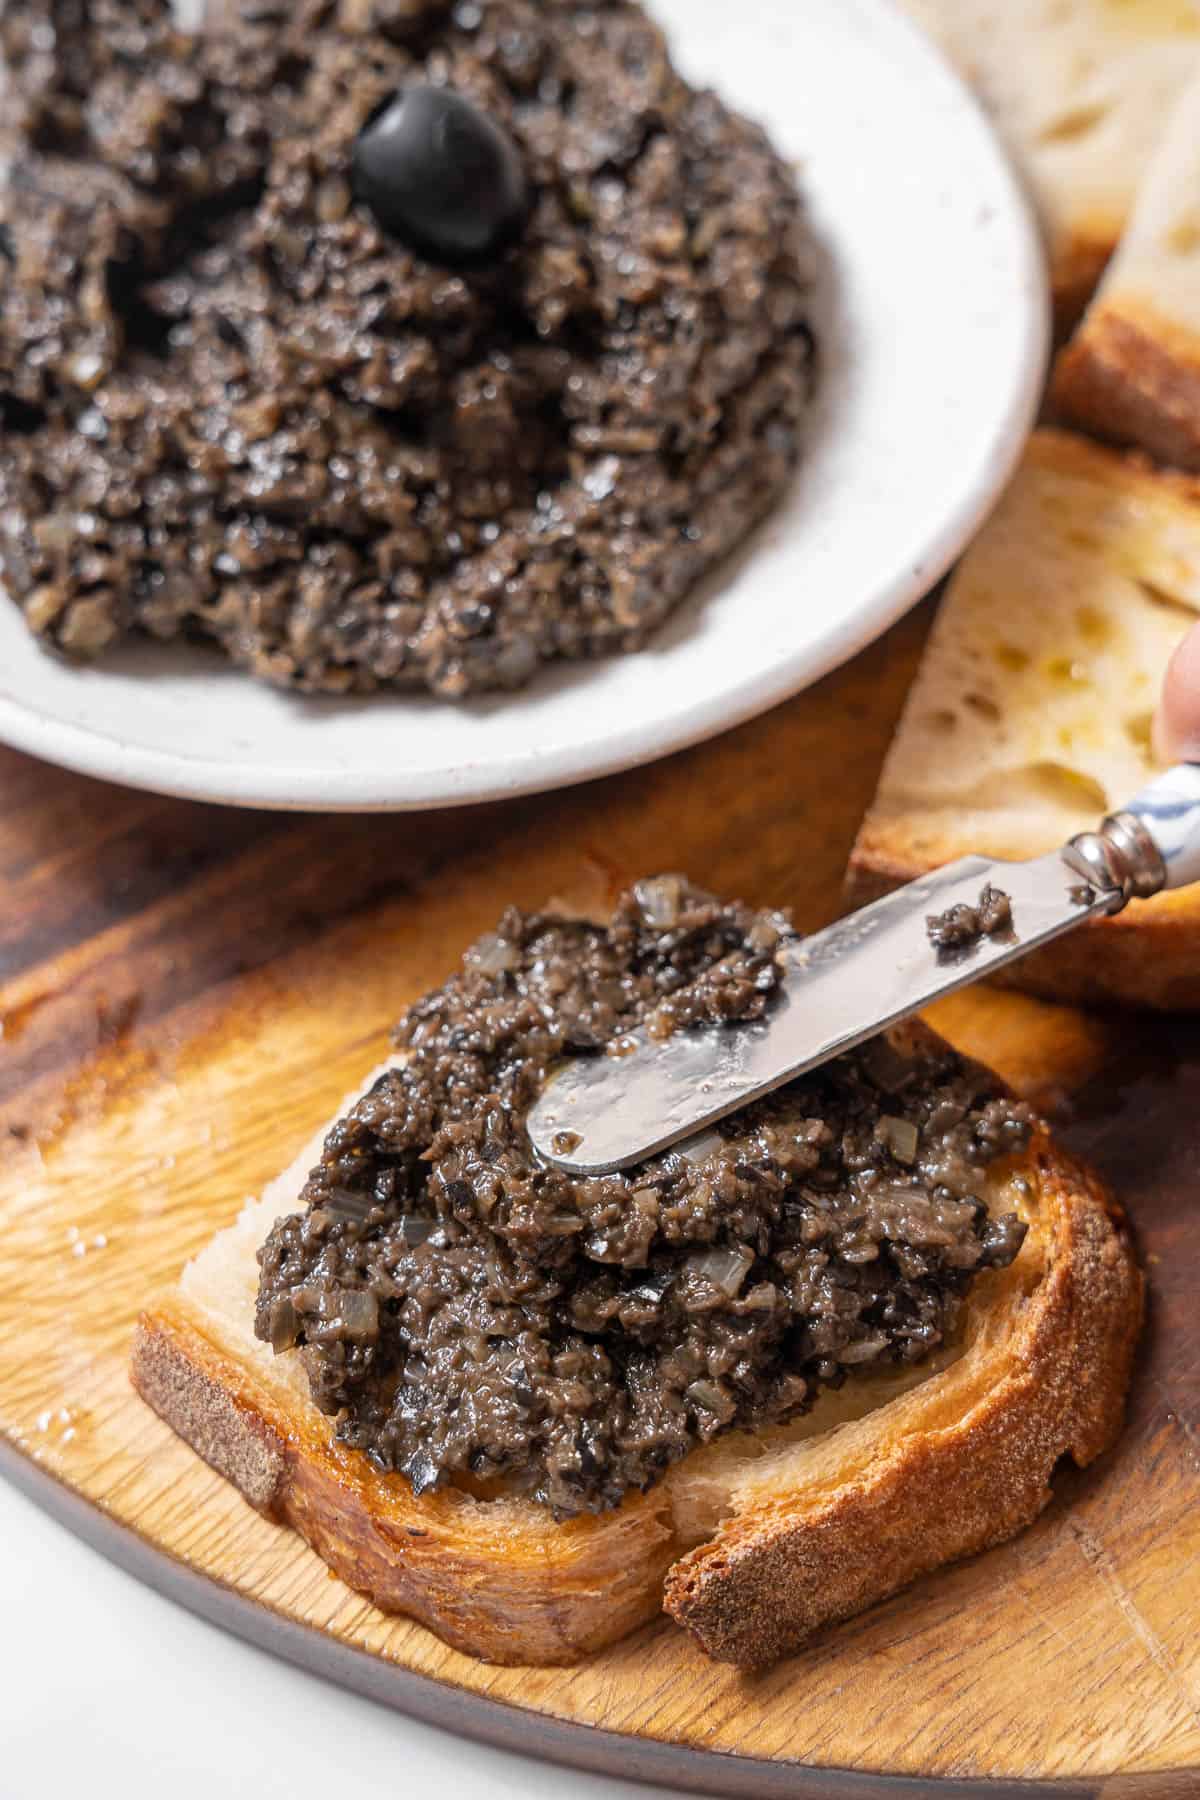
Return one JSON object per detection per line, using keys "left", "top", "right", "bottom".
{"left": 527, "top": 764, "right": 1200, "bottom": 1175}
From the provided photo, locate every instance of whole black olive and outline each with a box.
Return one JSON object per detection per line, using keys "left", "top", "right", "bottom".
{"left": 352, "top": 84, "right": 529, "bottom": 264}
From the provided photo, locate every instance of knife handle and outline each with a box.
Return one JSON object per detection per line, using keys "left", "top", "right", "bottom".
{"left": 1067, "top": 764, "right": 1200, "bottom": 904}
{"left": 1122, "top": 763, "right": 1200, "bottom": 891}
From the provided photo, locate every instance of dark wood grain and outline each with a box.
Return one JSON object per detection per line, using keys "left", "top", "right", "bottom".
{"left": 1, "top": 606, "right": 1197, "bottom": 1797}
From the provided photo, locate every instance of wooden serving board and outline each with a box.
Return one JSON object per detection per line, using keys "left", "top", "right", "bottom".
{"left": 2, "top": 609, "right": 1199, "bottom": 1798}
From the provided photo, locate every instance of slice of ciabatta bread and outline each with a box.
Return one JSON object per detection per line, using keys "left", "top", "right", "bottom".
{"left": 899, "top": 0, "right": 1200, "bottom": 322}
{"left": 1053, "top": 70, "right": 1200, "bottom": 468}
{"left": 850, "top": 428, "right": 1200, "bottom": 1009}
{"left": 132, "top": 1023, "right": 1141, "bottom": 1669}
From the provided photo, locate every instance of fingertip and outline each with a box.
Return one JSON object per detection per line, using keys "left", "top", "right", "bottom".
{"left": 1154, "top": 622, "right": 1200, "bottom": 764}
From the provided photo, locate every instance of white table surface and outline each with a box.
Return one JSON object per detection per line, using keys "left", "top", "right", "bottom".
{"left": 0, "top": 1477, "right": 696, "bottom": 1800}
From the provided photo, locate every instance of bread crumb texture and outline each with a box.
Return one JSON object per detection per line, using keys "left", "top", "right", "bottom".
{"left": 899, "top": 0, "right": 1200, "bottom": 320}
{"left": 851, "top": 430, "right": 1200, "bottom": 1007}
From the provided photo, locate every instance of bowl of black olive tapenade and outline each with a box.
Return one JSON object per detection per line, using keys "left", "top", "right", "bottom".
{"left": 0, "top": 0, "right": 1047, "bottom": 814}
{"left": 0, "top": 0, "right": 815, "bottom": 699}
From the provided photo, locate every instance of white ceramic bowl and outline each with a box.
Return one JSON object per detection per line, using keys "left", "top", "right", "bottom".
{"left": 0, "top": 0, "right": 1048, "bottom": 811}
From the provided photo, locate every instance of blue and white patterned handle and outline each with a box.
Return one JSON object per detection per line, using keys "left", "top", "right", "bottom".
{"left": 1123, "top": 764, "right": 1200, "bottom": 892}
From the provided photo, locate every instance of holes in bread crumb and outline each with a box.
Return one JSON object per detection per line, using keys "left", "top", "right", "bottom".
{"left": 943, "top": 763, "right": 1109, "bottom": 819}
{"left": 927, "top": 708, "right": 958, "bottom": 734}
{"left": 1044, "top": 655, "right": 1091, "bottom": 688}
{"left": 1135, "top": 577, "right": 1200, "bottom": 624}
{"left": 993, "top": 643, "right": 1030, "bottom": 673}
{"left": 1037, "top": 101, "right": 1110, "bottom": 145}
{"left": 963, "top": 691, "right": 1001, "bottom": 721}
{"left": 1026, "top": 762, "right": 1108, "bottom": 813}
{"left": 1126, "top": 712, "right": 1153, "bottom": 754}
{"left": 1074, "top": 604, "right": 1113, "bottom": 648}
{"left": 1168, "top": 213, "right": 1200, "bottom": 256}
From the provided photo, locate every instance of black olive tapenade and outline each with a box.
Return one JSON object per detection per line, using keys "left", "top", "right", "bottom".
{"left": 255, "top": 880, "right": 1031, "bottom": 1519}
{"left": 0, "top": 0, "right": 815, "bottom": 697}
{"left": 926, "top": 884, "right": 1015, "bottom": 957}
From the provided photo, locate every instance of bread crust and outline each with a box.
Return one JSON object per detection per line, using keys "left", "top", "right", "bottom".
{"left": 132, "top": 1297, "right": 675, "bottom": 1665}
{"left": 132, "top": 1085, "right": 1141, "bottom": 1668}
{"left": 1051, "top": 230, "right": 1118, "bottom": 336}
{"left": 1053, "top": 298, "right": 1200, "bottom": 470}
{"left": 662, "top": 1136, "right": 1142, "bottom": 1666}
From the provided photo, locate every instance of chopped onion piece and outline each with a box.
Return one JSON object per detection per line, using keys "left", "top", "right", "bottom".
{"left": 680, "top": 1129, "right": 726, "bottom": 1167}
{"left": 687, "top": 1244, "right": 753, "bottom": 1297}
{"left": 686, "top": 1378, "right": 736, "bottom": 1422}
{"left": 879, "top": 1115, "right": 919, "bottom": 1164}
{"left": 468, "top": 931, "right": 519, "bottom": 977}
{"left": 267, "top": 1295, "right": 299, "bottom": 1353}
{"left": 633, "top": 874, "right": 685, "bottom": 928}
{"left": 323, "top": 1186, "right": 376, "bottom": 1222}
{"left": 336, "top": 1289, "right": 379, "bottom": 1338}
{"left": 541, "top": 1211, "right": 584, "bottom": 1236}
{"left": 399, "top": 1215, "right": 436, "bottom": 1247}
{"left": 741, "top": 1282, "right": 778, "bottom": 1311}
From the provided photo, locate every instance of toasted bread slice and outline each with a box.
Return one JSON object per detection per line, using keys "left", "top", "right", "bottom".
{"left": 898, "top": 0, "right": 1200, "bottom": 322}
{"left": 1053, "top": 72, "right": 1200, "bottom": 468}
{"left": 132, "top": 1025, "right": 1141, "bottom": 1669}
{"left": 851, "top": 429, "right": 1200, "bottom": 1010}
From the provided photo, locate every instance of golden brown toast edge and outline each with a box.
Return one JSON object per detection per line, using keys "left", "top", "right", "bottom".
{"left": 131, "top": 1296, "right": 675, "bottom": 1666}
{"left": 1053, "top": 297, "right": 1200, "bottom": 471}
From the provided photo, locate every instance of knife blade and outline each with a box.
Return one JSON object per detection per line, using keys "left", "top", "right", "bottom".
{"left": 526, "top": 761, "right": 1200, "bottom": 1175}
{"left": 526, "top": 848, "right": 1114, "bottom": 1175}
